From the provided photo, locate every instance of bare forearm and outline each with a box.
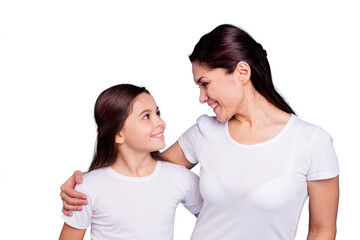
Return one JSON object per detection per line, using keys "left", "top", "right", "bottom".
{"left": 307, "top": 177, "right": 339, "bottom": 240}
{"left": 159, "top": 141, "right": 195, "bottom": 169}
{"left": 59, "top": 223, "right": 86, "bottom": 240}
{"left": 307, "top": 228, "right": 336, "bottom": 240}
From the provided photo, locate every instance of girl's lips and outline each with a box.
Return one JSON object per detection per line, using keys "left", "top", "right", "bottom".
{"left": 151, "top": 132, "right": 164, "bottom": 139}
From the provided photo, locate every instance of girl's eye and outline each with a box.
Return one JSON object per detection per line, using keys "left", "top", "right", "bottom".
{"left": 156, "top": 110, "right": 161, "bottom": 116}
{"left": 143, "top": 114, "right": 150, "bottom": 120}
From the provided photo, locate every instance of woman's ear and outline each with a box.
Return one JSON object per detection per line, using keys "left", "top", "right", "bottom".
{"left": 115, "top": 131, "right": 125, "bottom": 144}
{"left": 235, "top": 61, "right": 251, "bottom": 84}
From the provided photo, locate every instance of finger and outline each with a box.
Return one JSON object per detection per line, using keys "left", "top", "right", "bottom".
{"left": 62, "top": 207, "right": 73, "bottom": 216}
{"left": 60, "top": 191, "right": 88, "bottom": 205}
{"left": 63, "top": 200, "right": 83, "bottom": 211}
{"left": 60, "top": 185, "right": 87, "bottom": 200}
{"left": 74, "top": 170, "right": 85, "bottom": 184}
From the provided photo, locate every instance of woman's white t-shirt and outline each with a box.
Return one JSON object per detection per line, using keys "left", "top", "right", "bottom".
{"left": 178, "top": 114, "right": 339, "bottom": 240}
{"left": 62, "top": 161, "right": 203, "bottom": 240}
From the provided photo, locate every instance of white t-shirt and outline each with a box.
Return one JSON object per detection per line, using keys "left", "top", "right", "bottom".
{"left": 178, "top": 114, "right": 339, "bottom": 240}
{"left": 62, "top": 161, "right": 203, "bottom": 240}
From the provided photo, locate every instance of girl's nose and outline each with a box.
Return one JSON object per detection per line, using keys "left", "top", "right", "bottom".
{"left": 156, "top": 116, "right": 166, "bottom": 130}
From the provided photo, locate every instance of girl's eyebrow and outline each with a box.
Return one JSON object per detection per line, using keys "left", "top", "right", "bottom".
{"left": 138, "top": 106, "right": 159, "bottom": 117}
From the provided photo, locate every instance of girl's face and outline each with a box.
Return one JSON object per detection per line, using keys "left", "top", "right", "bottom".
{"left": 119, "top": 93, "right": 166, "bottom": 154}
{"left": 192, "top": 62, "right": 244, "bottom": 122}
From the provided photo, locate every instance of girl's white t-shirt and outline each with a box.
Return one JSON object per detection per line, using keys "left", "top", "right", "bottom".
{"left": 178, "top": 114, "right": 339, "bottom": 240}
{"left": 62, "top": 161, "right": 203, "bottom": 240}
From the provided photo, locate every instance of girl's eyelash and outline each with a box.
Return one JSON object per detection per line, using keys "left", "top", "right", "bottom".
{"left": 143, "top": 110, "right": 160, "bottom": 119}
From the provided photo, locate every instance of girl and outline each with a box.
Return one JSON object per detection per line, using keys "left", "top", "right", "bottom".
{"left": 59, "top": 84, "right": 203, "bottom": 240}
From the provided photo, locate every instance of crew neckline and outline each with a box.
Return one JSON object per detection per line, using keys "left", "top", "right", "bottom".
{"left": 106, "top": 160, "right": 161, "bottom": 182}
{"left": 225, "top": 114, "right": 296, "bottom": 149}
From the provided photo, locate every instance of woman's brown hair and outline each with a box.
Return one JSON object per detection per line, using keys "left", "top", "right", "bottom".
{"left": 189, "top": 24, "right": 295, "bottom": 114}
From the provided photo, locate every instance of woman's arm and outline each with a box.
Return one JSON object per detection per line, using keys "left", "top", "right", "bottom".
{"left": 59, "top": 223, "right": 86, "bottom": 240}
{"left": 307, "top": 176, "right": 339, "bottom": 240}
{"left": 160, "top": 141, "right": 196, "bottom": 169}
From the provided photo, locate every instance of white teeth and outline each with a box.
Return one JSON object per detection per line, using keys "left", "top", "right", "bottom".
{"left": 211, "top": 103, "right": 218, "bottom": 109}
{"left": 152, "top": 133, "right": 163, "bottom": 137}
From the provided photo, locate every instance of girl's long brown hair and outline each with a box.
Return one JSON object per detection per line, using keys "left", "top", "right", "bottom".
{"left": 88, "top": 84, "right": 150, "bottom": 172}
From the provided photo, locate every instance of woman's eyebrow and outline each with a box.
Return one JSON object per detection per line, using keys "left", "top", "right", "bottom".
{"left": 196, "top": 77, "right": 204, "bottom": 84}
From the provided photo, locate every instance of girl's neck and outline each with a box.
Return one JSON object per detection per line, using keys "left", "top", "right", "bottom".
{"left": 111, "top": 151, "right": 157, "bottom": 177}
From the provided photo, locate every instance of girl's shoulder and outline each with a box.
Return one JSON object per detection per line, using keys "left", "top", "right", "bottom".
{"left": 159, "top": 161, "right": 198, "bottom": 178}
{"left": 79, "top": 167, "right": 112, "bottom": 188}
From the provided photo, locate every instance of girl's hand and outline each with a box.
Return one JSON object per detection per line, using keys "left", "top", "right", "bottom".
{"left": 60, "top": 170, "right": 88, "bottom": 216}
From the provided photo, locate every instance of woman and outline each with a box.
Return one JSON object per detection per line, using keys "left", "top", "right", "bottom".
{"left": 60, "top": 24, "right": 339, "bottom": 239}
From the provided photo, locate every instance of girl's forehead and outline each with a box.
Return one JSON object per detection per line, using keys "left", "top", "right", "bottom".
{"left": 131, "top": 93, "right": 157, "bottom": 112}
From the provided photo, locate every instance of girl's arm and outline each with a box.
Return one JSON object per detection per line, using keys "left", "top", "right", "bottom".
{"left": 60, "top": 141, "right": 195, "bottom": 215}
{"left": 306, "top": 176, "right": 339, "bottom": 240}
{"left": 59, "top": 223, "right": 86, "bottom": 240}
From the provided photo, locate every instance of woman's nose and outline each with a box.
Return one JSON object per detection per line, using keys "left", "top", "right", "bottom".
{"left": 199, "top": 88, "right": 208, "bottom": 104}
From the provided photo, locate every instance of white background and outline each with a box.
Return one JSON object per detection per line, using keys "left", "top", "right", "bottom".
{"left": 0, "top": 0, "right": 359, "bottom": 239}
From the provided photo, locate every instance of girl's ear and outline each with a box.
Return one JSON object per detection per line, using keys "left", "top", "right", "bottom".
{"left": 235, "top": 61, "right": 251, "bottom": 84}
{"left": 115, "top": 131, "right": 125, "bottom": 144}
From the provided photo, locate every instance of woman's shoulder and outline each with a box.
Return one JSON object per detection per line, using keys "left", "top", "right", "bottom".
{"left": 196, "top": 114, "right": 224, "bottom": 129}
{"left": 291, "top": 115, "right": 333, "bottom": 138}
{"left": 196, "top": 114, "right": 217, "bottom": 123}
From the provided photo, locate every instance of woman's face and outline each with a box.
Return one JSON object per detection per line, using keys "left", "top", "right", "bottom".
{"left": 192, "top": 62, "right": 244, "bottom": 122}
{"left": 119, "top": 92, "right": 166, "bottom": 153}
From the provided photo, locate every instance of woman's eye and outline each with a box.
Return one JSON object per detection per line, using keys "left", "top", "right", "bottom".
{"left": 201, "top": 82, "right": 208, "bottom": 87}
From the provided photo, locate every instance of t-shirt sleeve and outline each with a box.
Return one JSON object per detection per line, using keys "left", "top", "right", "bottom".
{"left": 178, "top": 115, "right": 205, "bottom": 164}
{"left": 61, "top": 183, "right": 93, "bottom": 229}
{"left": 307, "top": 128, "right": 339, "bottom": 181}
{"left": 181, "top": 170, "right": 203, "bottom": 214}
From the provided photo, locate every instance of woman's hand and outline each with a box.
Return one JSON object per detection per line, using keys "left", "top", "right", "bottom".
{"left": 60, "top": 170, "right": 88, "bottom": 216}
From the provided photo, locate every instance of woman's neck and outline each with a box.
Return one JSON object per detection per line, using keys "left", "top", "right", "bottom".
{"left": 111, "top": 150, "right": 157, "bottom": 177}
{"left": 232, "top": 87, "right": 290, "bottom": 128}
